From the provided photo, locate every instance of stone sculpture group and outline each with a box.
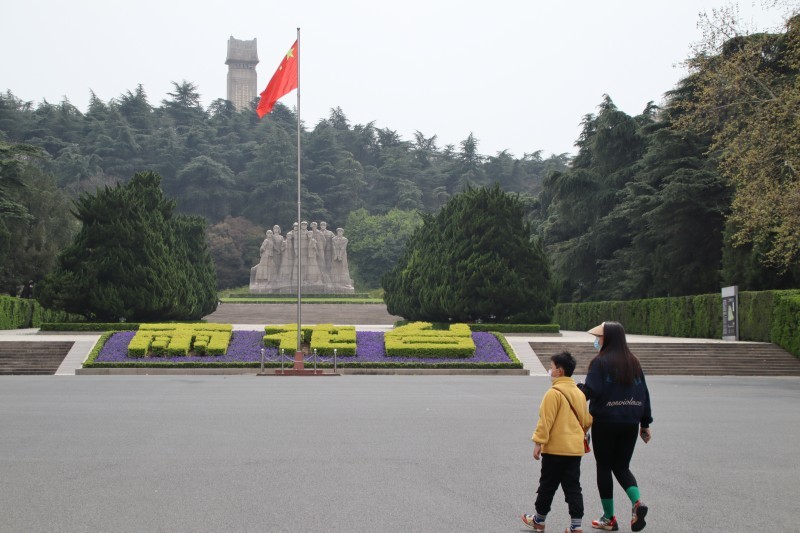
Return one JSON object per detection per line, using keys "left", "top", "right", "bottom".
{"left": 250, "top": 221, "right": 354, "bottom": 294}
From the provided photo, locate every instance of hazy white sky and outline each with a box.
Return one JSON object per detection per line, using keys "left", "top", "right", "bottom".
{"left": 1, "top": 1, "right": 787, "bottom": 158}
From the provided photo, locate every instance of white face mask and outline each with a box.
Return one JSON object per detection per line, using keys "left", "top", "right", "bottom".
{"left": 593, "top": 337, "right": 601, "bottom": 350}
{"left": 547, "top": 369, "right": 552, "bottom": 377}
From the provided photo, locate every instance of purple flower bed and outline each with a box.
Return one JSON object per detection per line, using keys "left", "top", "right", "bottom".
{"left": 95, "top": 330, "right": 276, "bottom": 363}
{"left": 349, "top": 331, "right": 511, "bottom": 363}
{"left": 95, "top": 330, "right": 513, "bottom": 365}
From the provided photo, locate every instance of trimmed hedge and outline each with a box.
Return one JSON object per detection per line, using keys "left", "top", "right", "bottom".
{"left": 82, "top": 329, "right": 523, "bottom": 370}
{"left": 40, "top": 322, "right": 143, "bottom": 332}
{"left": 129, "top": 324, "right": 233, "bottom": 357}
{"left": 311, "top": 324, "right": 357, "bottom": 356}
{"left": 39, "top": 321, "right": 212, "bottom": 332}
{"left": 0, "top": 295, "right": 84, "bottom": 330}
{"left": 83, "top": 326, "right": 523, "bottom": 370}
{"left": 771, "top": 292, "right": 800, "bottom": 357}
{"left": 263, "top": 324, "right": 315, "bottom": 353}
{"left": 83, "top": 331, "right": 114, "bottom": 365}
{"left": 385, "top": 322, "right": 475, "bottom": 358}
{"left": 554, "top": 289, "right": 800, "bottom": 357}
{"left": 469, "top": 323, "right": 560, "bottom": 333}
{"left": 393, "top": 320, "right": 560, "bottom": 334}
{"left": 492, "top": 332, "right": 522, "bottom": 366}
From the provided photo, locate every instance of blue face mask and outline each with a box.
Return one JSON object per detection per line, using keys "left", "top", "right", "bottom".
{"left": 593, "top": 337, "right": 601, "bottom": 350}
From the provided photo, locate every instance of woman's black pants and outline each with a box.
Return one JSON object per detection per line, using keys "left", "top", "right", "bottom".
{"left": 591, "top": 421, "right": 639, "bottom": 499}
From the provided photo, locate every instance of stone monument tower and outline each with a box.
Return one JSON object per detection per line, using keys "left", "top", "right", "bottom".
{"left": 225, "top": 37, "right": 259, "bottom": 110}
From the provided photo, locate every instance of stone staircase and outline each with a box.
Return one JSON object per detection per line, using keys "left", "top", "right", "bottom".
{"left": 529, "top": 342, "right": 800, "bottom": 376}
{"left": 0, "top": 341, "right": 74, "bottom": 375}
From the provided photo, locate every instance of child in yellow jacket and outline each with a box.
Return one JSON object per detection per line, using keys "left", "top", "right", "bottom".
{"left": 523, "top": 351, "right": 592, "bottom": 533}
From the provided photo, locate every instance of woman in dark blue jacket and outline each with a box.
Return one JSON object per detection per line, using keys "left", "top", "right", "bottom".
{"left": 580, "top": 321, "right": 652, "bottom": 532}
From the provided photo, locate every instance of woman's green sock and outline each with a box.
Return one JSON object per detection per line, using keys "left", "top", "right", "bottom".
{"left": 601, "top": 498, "right": 614, "bottom": 518}
{"left": 625, "top": 486, "right": 641, "bottom": 504}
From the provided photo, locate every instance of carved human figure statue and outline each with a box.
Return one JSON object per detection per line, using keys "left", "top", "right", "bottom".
{"left": 309, "top": 221, "right": 329, "bottom": 284}
{"left": 306, "top": 228, "right": 323, "bottom": 286}
{"left": 283, "top": 222, "right": 299, "bottom": 287}
{"left": 331, "top": 227, "right": 353, "bottom": 288}
{"left": 319, "top": 221, "right": 335, "bottom": 274}
{"left": 271, "top": 225, "right": 284, "bottom": 283}
{"left": 293, "top": 221, "right": 306, "bottom": 256}
{"left": 252, "top": 221, "right": 355, "bottom": 294}
{"left": 254, "top": 229, "right": 275, "bottom": 284}
{"left": 293, "top": 221, "right": 311, "bottom": 284}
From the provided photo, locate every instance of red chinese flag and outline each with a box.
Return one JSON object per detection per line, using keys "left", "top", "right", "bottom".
{"left": 256, "top": 40, "right": 299, "bottom": 118}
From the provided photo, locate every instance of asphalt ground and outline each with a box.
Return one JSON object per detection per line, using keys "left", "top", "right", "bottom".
{"left": 1, "top": 375, "right": 798, "bottom": 532}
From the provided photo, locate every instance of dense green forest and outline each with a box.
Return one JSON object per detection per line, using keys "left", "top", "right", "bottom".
{"left": 1, "top": 9, "right": 798, "bottom": 302}
{"left": 0, "top": 86, "right": 566, "bottom": 293}
{"left": 532, "top": 13, "right": 800, "bottom": 301}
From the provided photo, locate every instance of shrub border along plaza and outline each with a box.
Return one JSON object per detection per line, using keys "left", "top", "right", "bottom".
{"left": 468, "top": 323, "right": 560, "bottom": 333}
{"left": 0, "top": 295, "right": 83, "bottom": 329}
{"left": 40, "top": 322, "right": 143, "bottom": 331}
{"left": 554, "top": 289, "right": 800, "bottom": 357}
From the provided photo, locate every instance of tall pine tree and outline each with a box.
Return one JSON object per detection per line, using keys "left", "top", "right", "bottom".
{"left": 36, "top": 171, "right": 217, "bottom": 320}
{"left": 383, "top": 185, "right": 555, "bottom": 323}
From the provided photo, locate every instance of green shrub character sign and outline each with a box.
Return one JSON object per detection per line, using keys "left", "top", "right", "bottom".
{"left": 384, "top": 322, "right": 475, "bottom": 358}
{"left": 261, "top": 322, "right": 475, "bottom": 358}
{"left": 128, "top": 324, "right": 233, "bottom": 357}
{"left": 263, "top": 324, "right": 357, "bottom": 356}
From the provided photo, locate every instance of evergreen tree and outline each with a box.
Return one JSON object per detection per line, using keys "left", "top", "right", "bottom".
{"left": 595, "top": 119, "right": 730, "bottom": 299}
{"left": 383, "top": 185, "right": 555, "bottom": 323}
{"left": 0, "top": 141, "right": 46, "bottom": 292}
{"left": 538, "top": 96, "right": 645, "bottom": 301}
{"left": 171, "top": 155, "right": 237, "bottom": 221}
{"left": 345, "top": 208, "right": 422, "bottom": 289}
{"left": 206, "top": 216, "right": 265, "bottom": 289}
{"left": 0, "top": 163, "right": 77, "bottom": 294}
{"left": 36, "top": 171, "right": 217, "bottom": 320}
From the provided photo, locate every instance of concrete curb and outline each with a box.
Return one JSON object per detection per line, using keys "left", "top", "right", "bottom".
{"left": 76, "top": 367, "right": 529, "bottom": 376}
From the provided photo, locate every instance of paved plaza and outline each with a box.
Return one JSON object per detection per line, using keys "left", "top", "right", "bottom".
{"left": 2, "top": 304, "right": 798, "bottom": 531}
{"left": 1, "top": 374, "right": 798, "bottom": 532}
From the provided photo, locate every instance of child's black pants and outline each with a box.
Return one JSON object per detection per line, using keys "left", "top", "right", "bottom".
{"left": 535, "top": 454, "right": 583, "bottom": 518}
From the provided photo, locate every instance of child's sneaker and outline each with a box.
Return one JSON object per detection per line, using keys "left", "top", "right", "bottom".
{"left": 565, "top": 528, "right": 584, "bottom": 533}
{"left": 521, "top": 514, "right": 546, "bottom": 531}
{"left": 630, "top": 500, "right": 648, "bottom": 531}
{"left": 590, "top": 515, "right": 618, "bottom": 531}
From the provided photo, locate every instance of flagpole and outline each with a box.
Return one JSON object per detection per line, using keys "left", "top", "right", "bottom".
{"left": 295, "top": 27, "right": 303, "bottom": 365}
